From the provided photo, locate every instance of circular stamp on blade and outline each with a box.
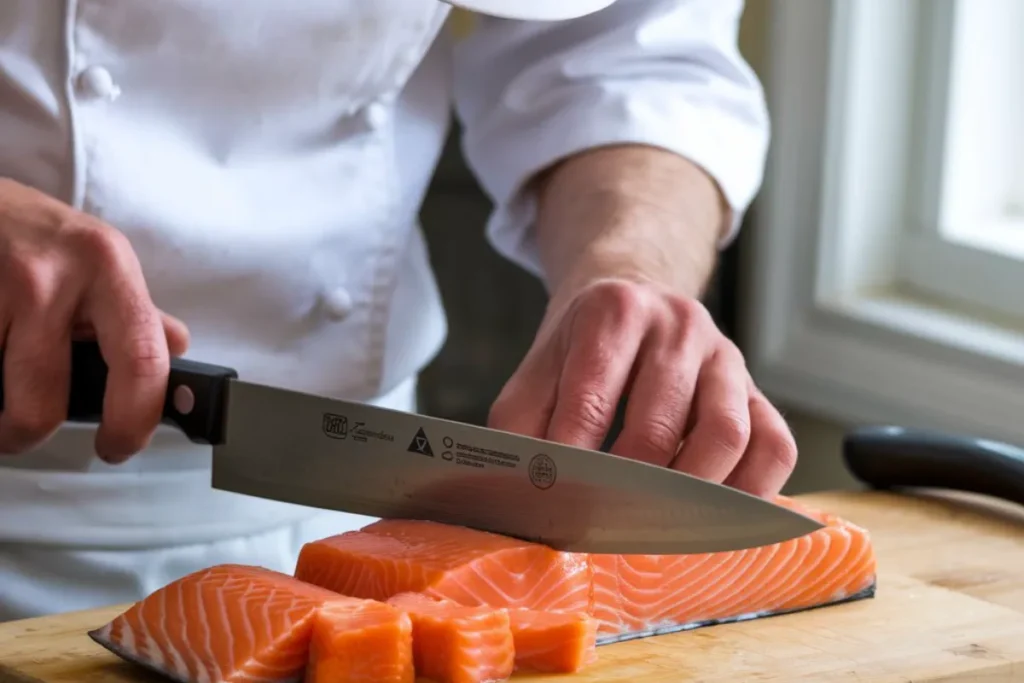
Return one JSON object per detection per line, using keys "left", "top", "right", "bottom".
{"left": 528, "top": 454, "right": 557, "bottom": 490}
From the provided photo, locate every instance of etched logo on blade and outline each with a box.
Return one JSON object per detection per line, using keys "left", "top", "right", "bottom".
{"left": 528, "top": 454, "right": 557, "bottom": 490}
{"left": 322, "top": 413, "right": 348, "bottom": 440}
{"left": 407, "top": 427, "right": 434, "bottom": 456}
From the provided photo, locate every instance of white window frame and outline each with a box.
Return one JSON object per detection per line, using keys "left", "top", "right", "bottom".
{"left": 742, "top": 0, "right": 1024, "bottom": 447}
{"left": 898, "top": 0, "right": 1024, "bottom": 320}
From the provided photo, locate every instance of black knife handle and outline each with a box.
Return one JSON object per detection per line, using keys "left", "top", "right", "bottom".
{"left": 0, "top": 339, "right": 238, "bottom": 445}
{"left": 842, "top": 425, "right": 1024, "bottom": 507}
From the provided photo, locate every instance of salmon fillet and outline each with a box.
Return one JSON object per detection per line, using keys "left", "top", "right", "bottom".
{"left": 295, "top": 518, "right": 590, "bottom": 613}
{"left": 306, "top": 600, "right": 414, "bottom": 683}
{"left": 386, "top": 592, "right": 515, "bottom": 683}
{"left": 507, "top": 609, "right": 598, "bottom": 673}
{"left": 89, "top": 564, "right": 344, "bottom": 683}
{"left": 295, "top": 496, "right": 877, "bottom": 642}
{"left": 589, "top": 497, "right": 877, "bottom": 638}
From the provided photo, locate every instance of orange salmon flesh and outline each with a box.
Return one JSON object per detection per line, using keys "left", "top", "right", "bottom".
{"left": 90, "top": 496, "right": 876, "bottom": 682}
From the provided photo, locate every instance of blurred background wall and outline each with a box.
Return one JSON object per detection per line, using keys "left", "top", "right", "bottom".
{"left": 415, "top": 1, "right": 859, "bottom": 495}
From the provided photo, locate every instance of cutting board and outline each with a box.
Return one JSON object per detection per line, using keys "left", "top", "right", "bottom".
{"left": 2, "top": 490, "right": 1024, "bottom": 682}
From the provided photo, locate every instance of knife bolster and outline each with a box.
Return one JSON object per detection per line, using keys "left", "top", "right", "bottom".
{"left": 164, "top": 358, "right": 238, "bottom": 445}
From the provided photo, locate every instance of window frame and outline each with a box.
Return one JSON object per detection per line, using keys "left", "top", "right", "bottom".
{"left": 897, "top": 0, "right": 1024, "bottom": 320}
{"left": 740, "top": 0, "right": 1024, "bottom": 447}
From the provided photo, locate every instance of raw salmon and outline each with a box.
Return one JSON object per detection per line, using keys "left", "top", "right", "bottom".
{"left": 306, "top": 600, "right": 414, "bottom": 683}
{"left": 295, "top": 518, "right": 591, "bottom": 613}
{"left": 589, "top": 497, "right": 877, "bottom": 639}
{"left": 89, "top": 564, "right": 344, "bottom": 683}
{"left": 294, "top": 496, "right": 876, "bottom": 642}
{"left": 386, "top": 592, "right": 515, "bottom": 683}
{"left": 507, "top": 609, "right": 598, "bottom": 673}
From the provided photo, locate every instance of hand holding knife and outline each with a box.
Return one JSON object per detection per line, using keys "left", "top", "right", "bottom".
{"left": 0, "top": 340, "right": 823, "bottom": 555}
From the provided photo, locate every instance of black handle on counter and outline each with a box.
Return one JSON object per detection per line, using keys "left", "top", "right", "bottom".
{"left": 842, "top": 425, "right": 1024, "bottom": 507}
{"left": 0, "top": 340, "right": 238, "bottom": 445}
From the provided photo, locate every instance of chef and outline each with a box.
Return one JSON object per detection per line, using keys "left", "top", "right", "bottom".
{"left": 0, "top": 0, "right": 793, "bottom": 621}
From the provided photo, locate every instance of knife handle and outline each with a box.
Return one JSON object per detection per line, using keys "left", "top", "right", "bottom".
{"left": 842, "top": 425, "right": 1024, "bottom": 506}
{"left": 0, "top": 339, "right": 238, "bottom": 445}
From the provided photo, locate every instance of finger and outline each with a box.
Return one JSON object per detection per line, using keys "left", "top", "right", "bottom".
{"left": 723, "top": 389, "right": 798, "bottom": 498}
{"left": 0, "top": 275, "right": 74, "bottom": 455}
{"left": 81, "top": 236, "right": 169, "bottom": 463}
{"left": 545, "top": 304, "right": 646, "bottom": 451}
{"left": 669, "top": 345, "right": 751, "bottom": 482}
{"left": 161, "top": 311, "right": 190, "bottom": 357}
{"left": 71, "top": 310, "right": 189, "bottom": 356}
{"left": 488, "top": 355, "right": 559, "bottom": 440}
{"left": 608, "top": 326, "right": 705, "bottom": 467}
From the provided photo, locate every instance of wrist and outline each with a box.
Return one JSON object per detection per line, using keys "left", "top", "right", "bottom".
{"left": 533, "top": 145, "right": 725, "bottom": 303}
{"left": 542, "top": 200, "right": 719, "bottom": 305}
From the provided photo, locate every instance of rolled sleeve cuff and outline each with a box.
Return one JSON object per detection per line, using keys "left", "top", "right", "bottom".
{"left": 464, "top": 87, "right": 770, "bottom": 281}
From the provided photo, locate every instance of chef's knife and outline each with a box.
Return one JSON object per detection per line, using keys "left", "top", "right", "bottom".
{"left": 843, "top": 425, "right": 1024, "bottom": 507}
{"left": 0, "top": 340, "right": 824, "bottom": 554}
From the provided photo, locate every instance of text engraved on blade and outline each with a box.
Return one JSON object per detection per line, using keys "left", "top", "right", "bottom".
{"left": 445, "top": 437, "right": 521, "bottom": 471}
{"left": 350, "top": 421, "right": 395, "bottom": 444}
{"left": 322, "top": 413, "right": 394, "bottom": 445}
{"left": 528, "top": 454, "right": 557, "bottom": 490}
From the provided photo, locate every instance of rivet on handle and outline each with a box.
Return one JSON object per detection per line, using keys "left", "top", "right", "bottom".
{"left": 173, "top": 385, "right": 196, "bottom": 416}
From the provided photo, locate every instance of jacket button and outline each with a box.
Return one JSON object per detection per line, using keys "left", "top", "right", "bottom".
{"left": 363, "top": 102, "right": 388, "bottom": 129}
{"left": 76, "top": 66, "right": 121, "bottom": 102}
{"left": 322, "top": 288, "right": 353, "bottom": 320}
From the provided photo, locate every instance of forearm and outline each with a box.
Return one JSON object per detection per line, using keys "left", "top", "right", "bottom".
{"left": 533, "top": 144, "right": 728, "bottom": 303}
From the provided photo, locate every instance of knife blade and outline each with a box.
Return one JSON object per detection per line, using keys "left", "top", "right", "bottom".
{"left": 0, "top": 340, "right": 824, "bottom": 554}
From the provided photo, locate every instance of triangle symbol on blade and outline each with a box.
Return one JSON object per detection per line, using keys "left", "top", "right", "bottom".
{"left": 407, "top": 427, "right": 434, "bottom": 457}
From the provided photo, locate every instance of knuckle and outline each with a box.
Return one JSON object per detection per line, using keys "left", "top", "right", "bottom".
{"left": 708, "top": 410, "right": 751, "bottom": 453}
{"left": 68, "top": 219, "right": 131, "bottom": 268}
{"left": 669, "top": 296, "right": 710, "bottom": 329}
{"left": 4, "top": 256, "right": 58, "bottom": 309}
{"left": 720, "top": 339, "right": 747, "bottom": 366}
{"left": 124, "top": 335, "right": 169, "bottom": 379}
{"left": 656, "top": 314, "right": 692, "bottom": 355}
{"left": 763, "top": 426, "right": 799, "bottom": 473}
{"left": 654, "top": 298, "right": 714, "bottom": 354}
{"left": 562, "top": 388, "right": 615, "bottom": 439}
{"left": 630, "top": 415, "right": 682, "bottom": 458}
{"left": 580, "top": 279, "right": 648, "bottom": 325}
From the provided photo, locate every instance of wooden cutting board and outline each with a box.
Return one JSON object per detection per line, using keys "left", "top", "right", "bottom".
{"left": 2, "top": 489, "right": 1024, "bottom": 682}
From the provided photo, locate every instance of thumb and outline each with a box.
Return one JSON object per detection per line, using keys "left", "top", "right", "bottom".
{"left": 160, "top": 312, "right": 190, "bottom": 357}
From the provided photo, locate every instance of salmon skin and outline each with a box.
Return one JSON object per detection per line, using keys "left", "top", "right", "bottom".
{"left": 294, "top": 495, "right": 877, "bottom": 644}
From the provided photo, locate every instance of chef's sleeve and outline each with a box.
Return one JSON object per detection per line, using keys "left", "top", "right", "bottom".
{"left": 450, "top": 0, "right": 771, "bottom": 281}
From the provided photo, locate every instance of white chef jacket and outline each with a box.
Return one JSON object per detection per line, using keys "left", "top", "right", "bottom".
{"left": 0, "top": 0, "right": 769, "bottom": 618}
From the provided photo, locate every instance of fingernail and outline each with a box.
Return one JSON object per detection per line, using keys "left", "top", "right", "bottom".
{"left": 95, "top": 437, "right": 131, "bottom": 464}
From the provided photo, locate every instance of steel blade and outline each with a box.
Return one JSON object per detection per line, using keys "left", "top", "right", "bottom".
{"left": 211, "top": 380, "right": 824, "bottom": 554}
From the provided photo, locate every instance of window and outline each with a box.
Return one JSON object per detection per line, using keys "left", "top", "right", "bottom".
{"left": 742, "top": 0, "right": 1024, "bottom": 446}
{"left": 899, "top": 0, "right": 1024, "bottom": 320}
